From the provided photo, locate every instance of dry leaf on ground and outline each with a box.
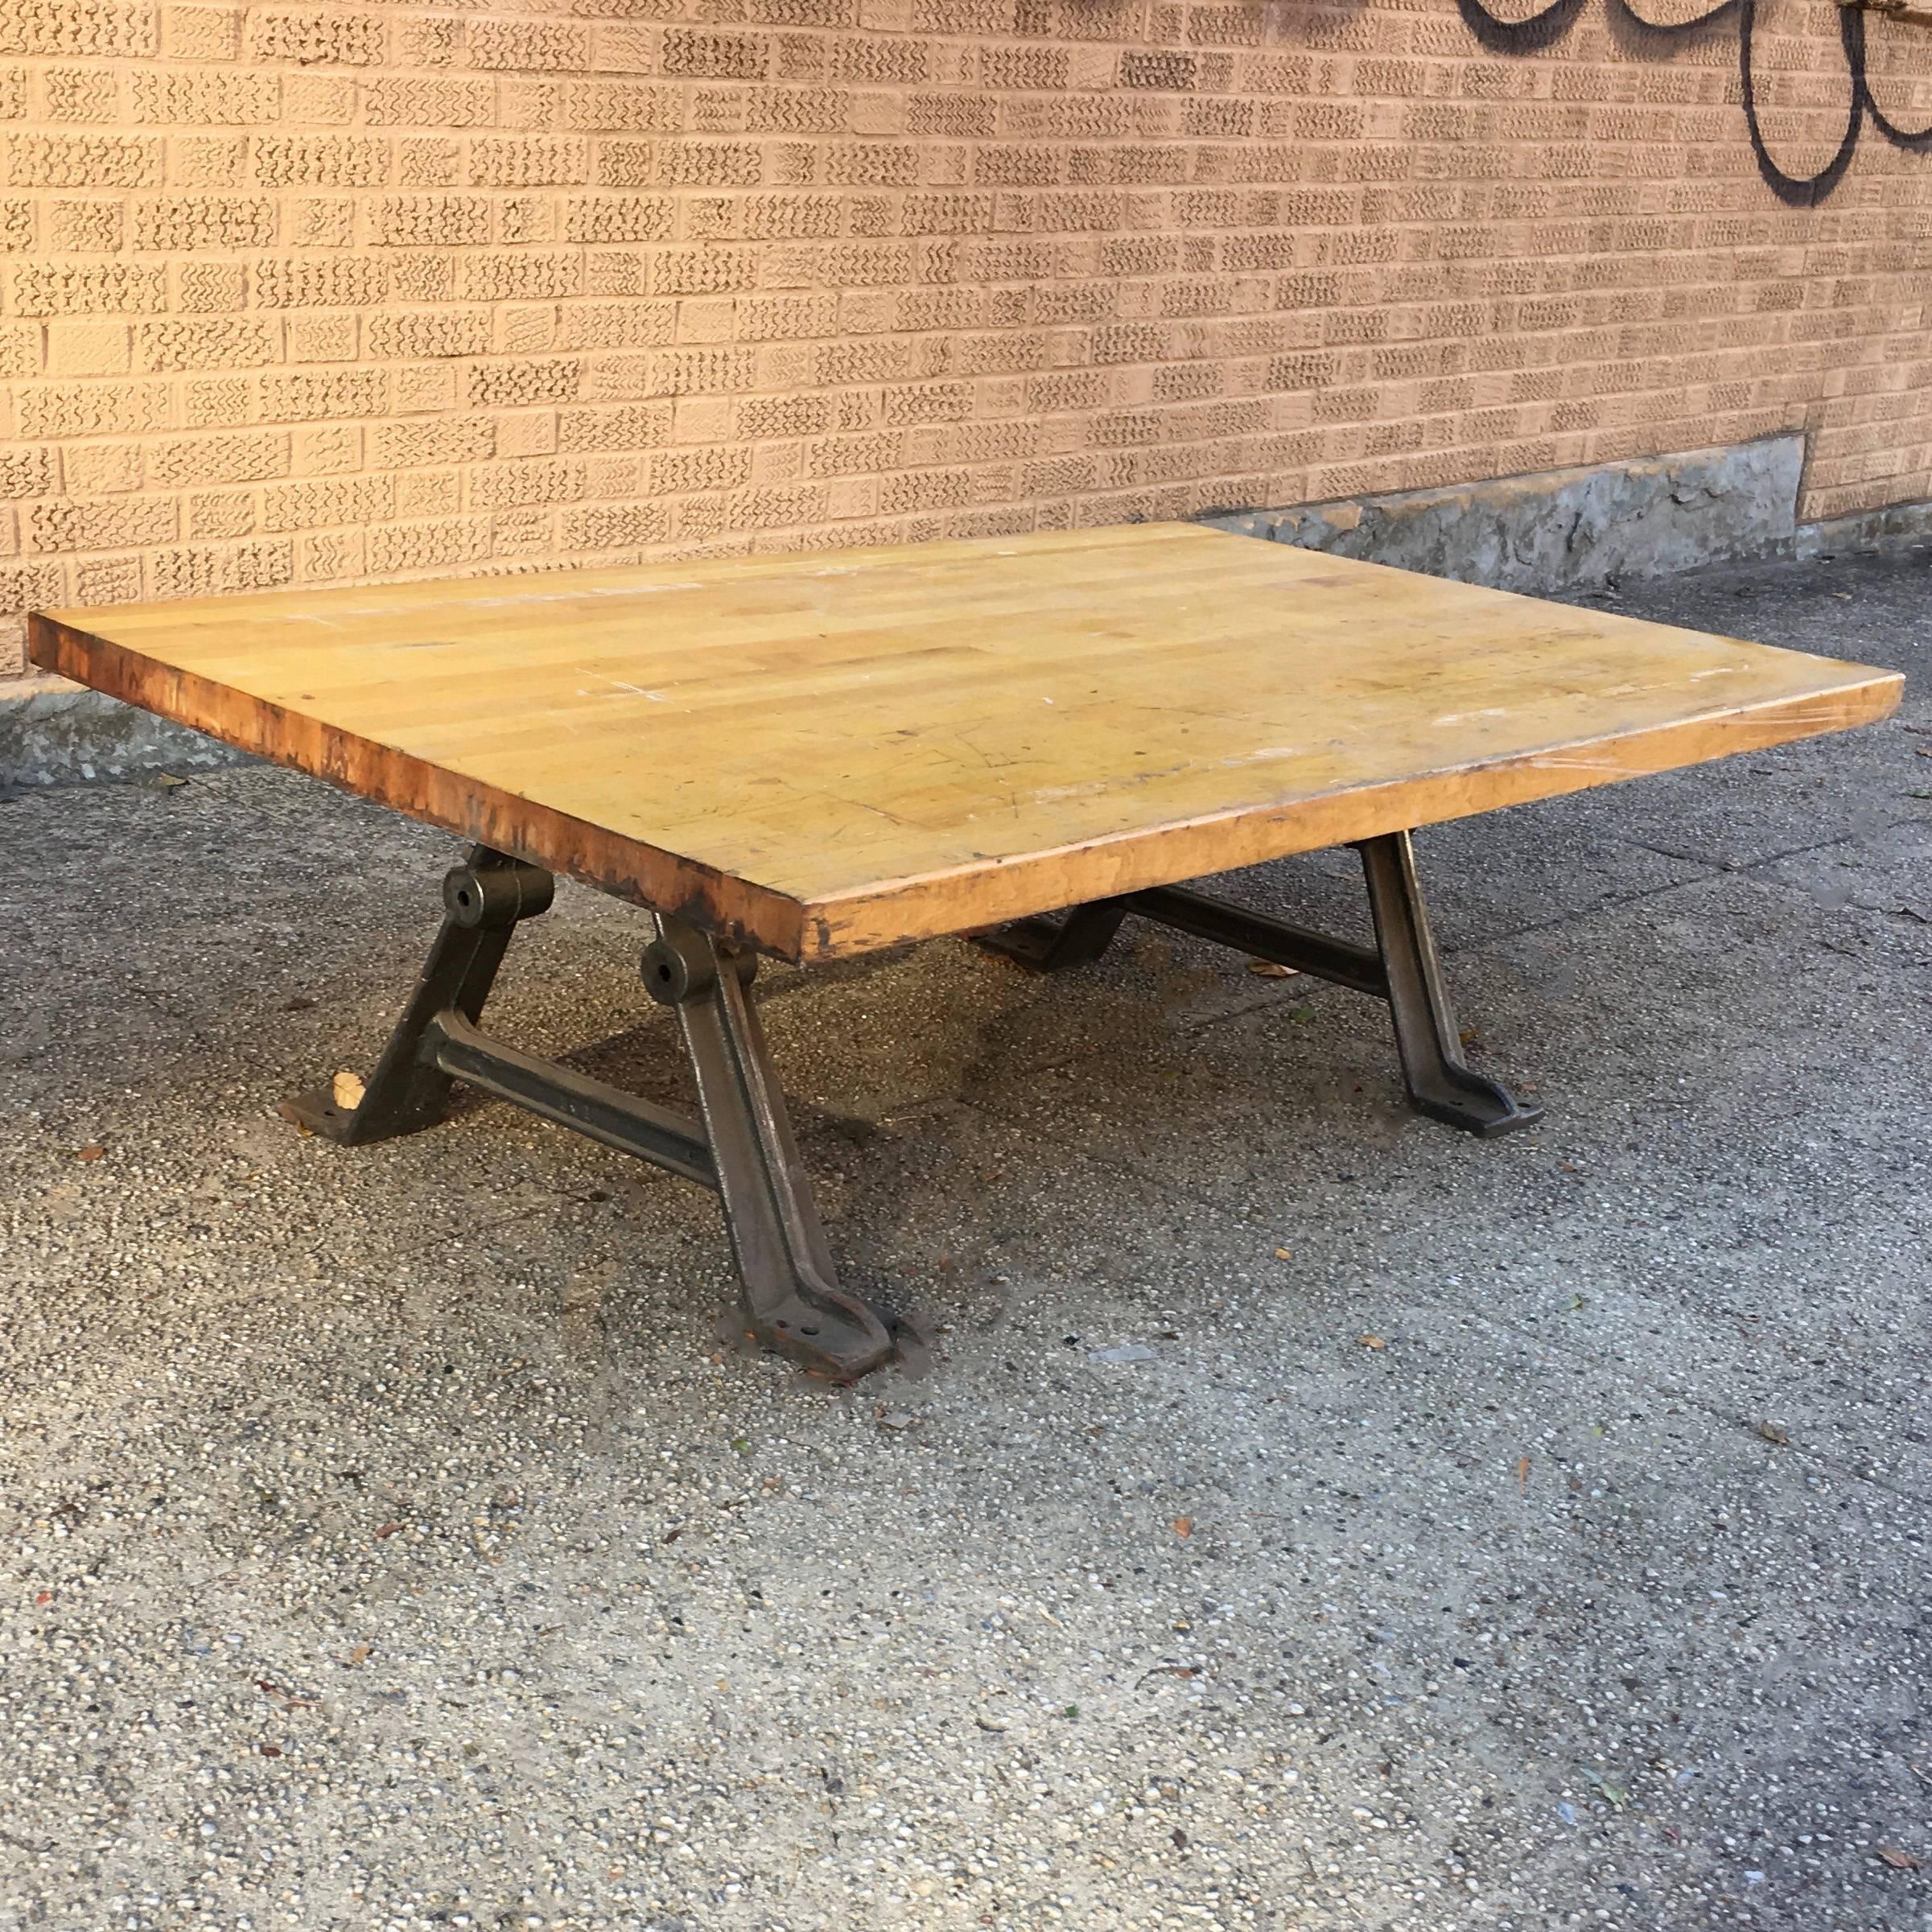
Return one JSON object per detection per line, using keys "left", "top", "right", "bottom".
{"left": 1876, "top": 1847, "right": 1924, "bottom": 1871}
{"left": 332, "top": 1070, "right": 366, "bottom": 1110}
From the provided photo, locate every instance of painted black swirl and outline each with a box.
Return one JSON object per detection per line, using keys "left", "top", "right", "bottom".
{"left": 1456, "top": 0, "right": 1931, "bottom": 204}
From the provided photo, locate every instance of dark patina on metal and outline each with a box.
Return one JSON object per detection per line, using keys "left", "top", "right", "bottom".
{"left": 288, "top": 830, "right": 1532, "bottom": 1384}
{"left": 284, "top": 847, "right": 899, "bottom": 1382}
{"left": 976, "top": 830, "right": 1541, "bottom": 1139}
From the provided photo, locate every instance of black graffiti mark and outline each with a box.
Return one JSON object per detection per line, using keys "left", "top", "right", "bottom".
{"left": 1456, "top": 0, "right": 1932, "bottom": 204}
{"left": 1456, "top": 0, "right": 1592, "bottom": 54}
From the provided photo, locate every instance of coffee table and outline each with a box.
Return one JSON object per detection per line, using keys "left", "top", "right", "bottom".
{"left": 31, "top": 524, "right": 1901, "bottom": 1378}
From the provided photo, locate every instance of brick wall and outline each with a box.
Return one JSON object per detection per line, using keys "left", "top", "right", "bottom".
{"left": 3, "top": 0, "right": 1930, "bottom": 674}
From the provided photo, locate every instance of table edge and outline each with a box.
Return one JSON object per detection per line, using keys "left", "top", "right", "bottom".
{"left": 28, "top": 612, "right": 816, "bottom": 961}
{"left": 793, "top": 669, "right": 1905, "bottom": 957}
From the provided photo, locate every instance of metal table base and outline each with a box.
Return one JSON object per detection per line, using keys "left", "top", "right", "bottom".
{"left": 286, "top": 832, "right": 1536, "bottom": 1382}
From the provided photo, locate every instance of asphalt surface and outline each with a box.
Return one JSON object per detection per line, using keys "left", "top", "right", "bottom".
{"left": 0, "top": 550, "right": 1928, "bottom": 1932}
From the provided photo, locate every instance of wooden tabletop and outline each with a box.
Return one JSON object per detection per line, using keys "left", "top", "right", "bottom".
{"left": 31, "top": 524, "right": 1901, "bottom": 961}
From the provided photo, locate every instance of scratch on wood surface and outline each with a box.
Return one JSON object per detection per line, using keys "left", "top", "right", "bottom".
{"left": 575, "top": 670, "right": 665, "bottom": 700}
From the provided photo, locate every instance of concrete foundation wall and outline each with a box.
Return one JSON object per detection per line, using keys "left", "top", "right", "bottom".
{"left": 1203, "top": 437, "right": 1809, "bottom": 594}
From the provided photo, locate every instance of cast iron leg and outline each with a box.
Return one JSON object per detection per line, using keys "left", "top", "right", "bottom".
{"left": 283, "top": 846, "right": 554, "bottom": 1143}
{"left": 285, "top": 851, "right": 894, "bottom": 1380}
{"left": 971, "top": 900, "right": 1128, "bottom": 974}
{"left": 972, "top": 834, "right": 1539, "bottom": 1139}
{"left": 1356, "top": 832, "right": 1541, "bottom": 1139}
{"left": 642, "top": 918, "right": 896, "bottom": 1380}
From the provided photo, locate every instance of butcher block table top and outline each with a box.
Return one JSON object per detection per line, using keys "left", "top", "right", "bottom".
{"left": 30, "top": 521, "right": 1901, "bottom": 961}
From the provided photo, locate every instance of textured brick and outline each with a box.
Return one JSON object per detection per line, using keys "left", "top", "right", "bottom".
{"left": 364, "top": 78, "right": 495, "bottom": 127}
{"left": 662, "top": 31, "right": 767, "bottom": 79}
{"left": 41, "top": 66, "right": 123, "bottom": 122}
{"left": 68, "top": 555, "right": 146, "bottom": 603}
{"left": 11, "top": 261, "right": 168, "bottom": 315}
{"left": 365, "top": 310, "right": 492, "bottom": 360}
{"left": 0, "top": 2, "right": 154, "bottom": 59}
{"left": 161, "top": 7, "right": 241, "bottom": 61}
{"left": 140, "top": 319, "right": 279, "bottom": 371}
{"left": 186, "top": 489, "right": 256, "bottom": 540}
{"left": 261, "top": 475, "right": 394, "bottom": 533}
{"left": 558, "top": 403, "right": 673, "bottom": 453}
{"left": 0, "top": 562, "right": 68, "bottom": 613}
{"left": 468, "top": 20, "right": 588, "bottom": 72}
{"left": 457, "top": 252, "right": 580, "bottom": 301}
{"left": 562, "top": 501, "right": 670, "bottom": 550}
{"left": 245, "top": 11, "right": 385, "bottom": 67}
{"left": 564, "top": 84, "right": 682, "bottom": 133}
{"left": 566, "top": 196, "right": 674, "bottom": 243}
{"left": 255, "top": 258, "right": 387, "bottom": 308}
{"left": 133, "top": 196, "right": 276, "bottom": 249}
{"left": 372, "top": 195, "right": 489, "bottom": 245}
{"left": 0, "top": 0, "right": 1924, "bottom": 654}
{"left": 261, "top": 369, "right": 387, "bottom": 422}
{"left": 367, "top": 517, "right": 489, "bottom": 574}
{"left": 129, "top": 71, "right": 279, "bottom": 125}
{"left": 48, "top": 196, "right": 116, "bottom": 252}
{"left": 168, "top": 134, "right": 247, "bottom": 189}
{"left": 468, "top": 458, "right": 587, "bottom": 509}
{"left": 147, "top": 432, "right": 290, "bottom": 488}
{"left": 4, "top": 133, "right": 162, "bottom": 187}
{"left": 0, "top": 447, "right": 55, "bottom": 497}
{"left": 468, "top": 359, "right": 580, "bottom": 408}
{"left": 373, "top": 418, "right": 495, "bottom": 468}
{"left": 182, "top": 377, "right": 254, "bottom": 428}
{"left": 150, "top": 539, "right": 294, "bottom": 598}
{"left": 651, "top": 246, "right": 758, "bottom": 295}
{"left": 19, "top": 381, "right": 167, "bottom": 439}
{"left": 468, "top": 138, "right": 588, "bottom": 188}
{"left": 29, "top": 497, "right": 178, "bottom": 552}
{"left": 558, "top": 303, "right": 676, "bottom": 351}
{"left": 253, "top": 136, "right": 389, "bottom": 189}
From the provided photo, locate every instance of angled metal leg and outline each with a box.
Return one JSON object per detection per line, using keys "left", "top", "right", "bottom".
{"left": 979, "top": 838, "right": 1540, "bottom": 1139}
{"left": 643, "top": 918, "right": 896, "bottom": 1381}
{"left": 283, "top": 851, "right": 894, "bottom": 1381}
{"left": 282, "top": 846, "right": 554, "bottom": 1143}
{"left": 972, "top": 900, "right": 1128, "bottom": 974}
{"left": 1356, "top": 832, "right": 1541, "bottom": 1139}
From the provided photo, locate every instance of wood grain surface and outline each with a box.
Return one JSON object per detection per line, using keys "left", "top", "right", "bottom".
{"left": 31, "top": 523, "right": 1902, "bottom": 960}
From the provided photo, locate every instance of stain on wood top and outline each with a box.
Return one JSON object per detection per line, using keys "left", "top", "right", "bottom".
{"left": 31, "top": 523, "right": 1901, "bottom": 960}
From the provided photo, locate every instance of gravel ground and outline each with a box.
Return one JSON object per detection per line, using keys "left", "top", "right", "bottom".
{"left": 1, "top": 550, "right": 1928, "bottom": 1932}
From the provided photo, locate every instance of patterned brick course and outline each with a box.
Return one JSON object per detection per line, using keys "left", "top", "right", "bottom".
{"left": 0, "top": 0, "right": 1927, "bottom": 674}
